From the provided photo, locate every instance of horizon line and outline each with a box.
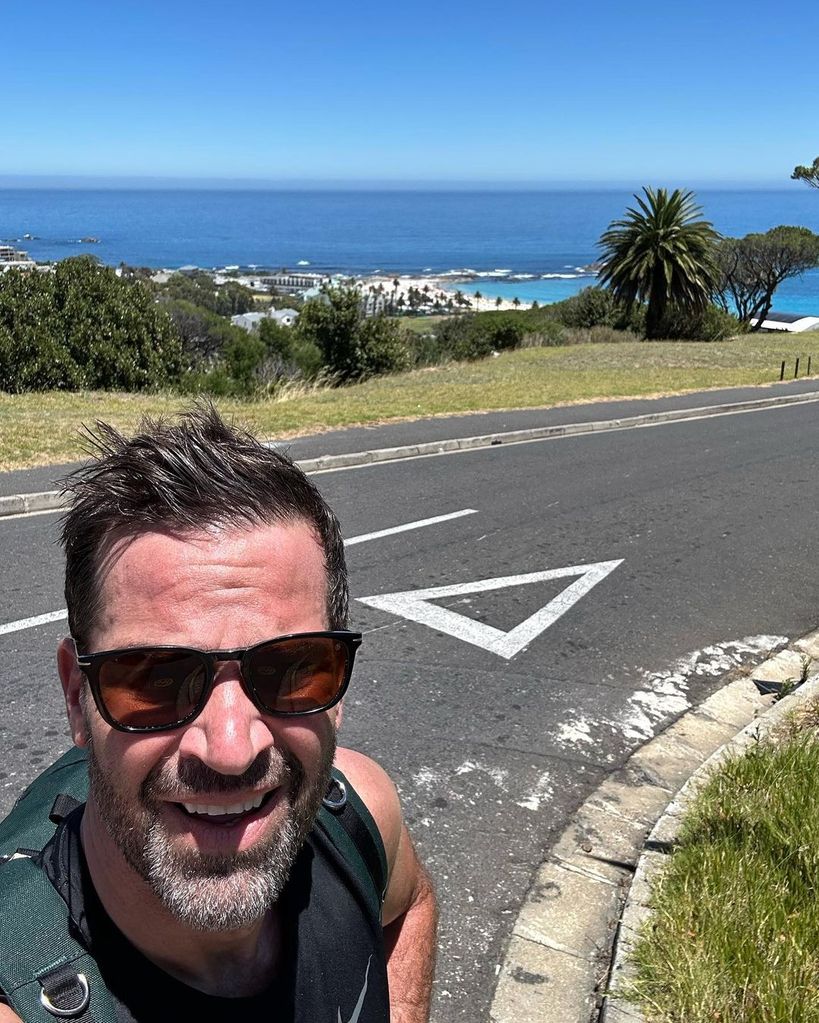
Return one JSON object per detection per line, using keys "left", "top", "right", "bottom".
{"left": 0, "top": 174, "right": 804, "bottom": 192}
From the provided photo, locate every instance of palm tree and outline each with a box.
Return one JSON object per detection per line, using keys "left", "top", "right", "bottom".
{"left": 495, "top": 296, "right": 502, "bottom": 308}
{"left": 598, "top": 187, "right": 720, "bottom": 339}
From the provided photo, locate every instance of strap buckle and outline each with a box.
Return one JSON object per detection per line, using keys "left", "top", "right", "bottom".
{"left": 322, "top": 777, "right": 348, "bottom": 812}
{"left": 37, "top": 967, "right": 90, "bottom": 1018}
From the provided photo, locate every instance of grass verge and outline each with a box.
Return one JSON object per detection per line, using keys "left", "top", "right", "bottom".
{"left": 1, "top": 332, "right": 818, "bottom": 470}
{"left": 626, "top": 697, "right": 819, "bottom": 1023}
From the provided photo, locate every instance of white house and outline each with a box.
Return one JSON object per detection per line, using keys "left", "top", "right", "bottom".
{"left": 269, "top": 308, "right": 299, "bottom": 327}
{"left": 230, "top": 312, "right": 268, "bottom": 332}
{"left": 230, "top": 308, "right": 299, "bottom": 332}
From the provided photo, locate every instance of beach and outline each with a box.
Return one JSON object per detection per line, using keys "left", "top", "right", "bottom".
{"left": 354, "top": 273, "right": 536, "bottom": 312}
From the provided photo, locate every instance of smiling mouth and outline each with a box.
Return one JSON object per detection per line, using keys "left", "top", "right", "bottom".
{"left": 174, "top": 789, "right": 278, "bottom": 826}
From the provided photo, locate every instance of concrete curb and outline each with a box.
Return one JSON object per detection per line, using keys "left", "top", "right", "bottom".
{"left": 3, "top": 388, "right": 819, "bottom": 518}
{"left": 600, "top": 633, "right": 819, "bottom": 1023}
{"left": 489, "top": 630, "right": 819, "bottom": 1023}
{"left": 0, "top": 490, "right": 70, "bottom": 517}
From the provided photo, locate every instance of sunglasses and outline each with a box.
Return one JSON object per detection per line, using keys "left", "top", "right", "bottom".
{"left": 75, "top": 631, "right": 362, "bottom": 733}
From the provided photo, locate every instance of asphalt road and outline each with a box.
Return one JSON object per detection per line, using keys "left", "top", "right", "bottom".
{"left": 2, "top": 399, "right": 819, "bottom": 1021}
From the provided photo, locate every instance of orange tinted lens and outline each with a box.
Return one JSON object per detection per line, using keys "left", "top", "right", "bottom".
{"left": 248, "top": 636, "right": 347, "bottom": 713}
{"left": 97, "top": 650, "right": 207, "bottom": 728}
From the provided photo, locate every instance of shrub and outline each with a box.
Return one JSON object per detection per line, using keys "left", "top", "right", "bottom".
{"left": 224, "top": 331, "right": 266, "bottom": 386}
{"left": 164, "top": 299, "right": 243, "bottom": 364}
{"left": 546, "top": 286, "right": 635, "bottom": 329}
{"left": 434, "top": 316, "right": 493, "bottom": 361}
{"left": 551, "top": 287, "right": 620, "bottom": 328}
{"left": 479, "top": 312, "right": 525, "bottom": 351}
{"left": 433, "top": 312, "right": 525, "bottom": 362}
{"left": 520, "top": 319, "right": 568, "bottom": 347}
{"left": 655, "top": 303, "right": 743, "bottom": 341}
{"left": 258, "top": 318, "right": 325, "bottom": 379}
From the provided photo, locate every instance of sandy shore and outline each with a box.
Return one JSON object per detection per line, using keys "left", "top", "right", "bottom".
{"left": 355, "top": 274, "right": 531, "bottom": 312}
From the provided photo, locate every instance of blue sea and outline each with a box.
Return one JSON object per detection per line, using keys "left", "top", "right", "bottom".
{"left": 2, "top": 187, "right": 819, "bottom": 314}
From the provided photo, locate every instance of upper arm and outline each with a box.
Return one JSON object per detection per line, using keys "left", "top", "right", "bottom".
{"left": 334, "top": 747, "right": 429, "bottom": 926}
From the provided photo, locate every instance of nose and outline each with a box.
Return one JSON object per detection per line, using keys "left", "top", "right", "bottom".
{"left": 176, "top": 663, "right": 274, "bottom": 775}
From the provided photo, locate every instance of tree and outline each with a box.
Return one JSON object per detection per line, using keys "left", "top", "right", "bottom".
{"left": 0, "top": 256, "right": 183, "bottom": 392}
{"left": 792, "top": 157, "right": 819, "bottom": 189}
{"left": 495, "top": 296, "right": 502, "bottom": 308}
{"left": 714, "top": 226, "right": 819, "bottom": 330}
{"left": 163, "top": 299, "right": 241, "bottom": 364}
{"left": 598, "top": 187, "right": 721, "bottom": 339}
{"left": 294, "top": 286, "right": 409, "bottom": 381}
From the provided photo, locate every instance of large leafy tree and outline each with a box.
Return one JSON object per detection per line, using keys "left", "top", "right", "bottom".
{"left": 714, "top": 226, "right": 819, "bottom": 329}
{"left": 295, "top": 286, "right": 409, "bottom": 381}
{"left": 0, "top": 256, "right": 183, "bottom": 392}
{"left": 792, "top": 157, "right": 819, "bottom": 189}
{"left": 598, "top": 187, "right": 721, "bottom": 339}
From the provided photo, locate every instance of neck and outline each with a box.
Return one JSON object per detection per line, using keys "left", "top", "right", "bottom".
{"left": 80, "top": 801, "right": 281, "bottom": 997}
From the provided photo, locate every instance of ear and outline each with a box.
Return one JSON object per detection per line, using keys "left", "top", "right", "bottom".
{"left": 334, "top": 698, "right": 344, "bottom": 731}
{"left": 57, "top": 637, "right": 89, "bottom": 748}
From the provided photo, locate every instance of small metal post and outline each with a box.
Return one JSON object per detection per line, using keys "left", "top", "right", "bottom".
{"left": 795, "top": 358, "right": 800, "bottom": 379}
{"left": 809, "top": 356, "right": 812, "bottom": 375}
{"left": 780, "top": 360, "right": 786, "bottom": 381}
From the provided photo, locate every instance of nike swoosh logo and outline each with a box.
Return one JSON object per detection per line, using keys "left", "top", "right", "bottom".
{"left": 337, "top": 955, "right": 373, "bottom": 1023}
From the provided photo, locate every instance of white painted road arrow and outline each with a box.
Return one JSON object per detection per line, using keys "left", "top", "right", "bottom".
{"left": 357, "top": 560, "right": 624, "bottom": 659}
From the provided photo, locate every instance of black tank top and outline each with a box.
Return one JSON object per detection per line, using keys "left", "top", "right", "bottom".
{"left": 37, "top": 807, "right": 390, "bottom": 1022}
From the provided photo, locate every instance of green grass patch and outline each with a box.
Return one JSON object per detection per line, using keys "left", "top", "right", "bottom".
{"left": 397, "top": 315, "right": 449, "bottom": 335}
{"left": 1, "top": 332, "right": 817, "bottom": 470}
{"left": 626, "top": 709, "right": 819, "bottom": 1022}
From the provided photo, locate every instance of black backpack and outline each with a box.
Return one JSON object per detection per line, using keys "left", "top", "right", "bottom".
{"left": 0, "top": 747, "right": 386, "bottom": 1021}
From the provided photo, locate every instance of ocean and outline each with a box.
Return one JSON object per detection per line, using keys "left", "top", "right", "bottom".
{"left": 2, "top": 187, "right": 819, "bottom": 314}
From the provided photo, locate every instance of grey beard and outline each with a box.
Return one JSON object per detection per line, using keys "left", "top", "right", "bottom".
{"left": 85, "top": 728, "right": 335, "bottom": 932}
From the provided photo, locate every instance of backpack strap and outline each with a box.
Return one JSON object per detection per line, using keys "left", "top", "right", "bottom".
{"left": 0, "top": 747, "right": 89, "bottom": 860}
{"left": 0, "top": 855, "right": 116, "bottom": 1022}
{"left": 317, "top": 767, "right": 388, "bottom": 921}
{"left": 0, "top": 760, "right": 386, "bottom": 1019}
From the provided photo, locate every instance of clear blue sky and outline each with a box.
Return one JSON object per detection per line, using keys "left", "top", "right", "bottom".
{"left": 4, "top": 0, "right": 817, "bottom": 185}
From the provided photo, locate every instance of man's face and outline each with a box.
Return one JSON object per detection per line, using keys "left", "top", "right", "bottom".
{"left": 61, "top": 520, "right": 339, "bottom": 932}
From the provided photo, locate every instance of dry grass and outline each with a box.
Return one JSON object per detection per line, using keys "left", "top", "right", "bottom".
{"left": 2, "top": 332, "right": 818, "bottom": 470}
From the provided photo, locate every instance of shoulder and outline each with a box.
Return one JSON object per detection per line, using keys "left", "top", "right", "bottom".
{"left": 0, "top": 1004, "right": 23, "bottom": 1022}
{"left": 333, "top": 747, "right": 403, "bottom": 865}
{"left": 333, "top": 747, "right": 424, "bottom": 927}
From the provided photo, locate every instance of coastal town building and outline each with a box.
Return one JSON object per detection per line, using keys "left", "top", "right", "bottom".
{"left": 0, "top": 245, "right": 35, "bottom": 270}
{"left": 260, "top": 272, "right": 324, "bottom": 291}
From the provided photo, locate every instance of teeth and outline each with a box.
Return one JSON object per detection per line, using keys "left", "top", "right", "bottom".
{"left": 182, "top": 792, "right": 266, "bottom": 817}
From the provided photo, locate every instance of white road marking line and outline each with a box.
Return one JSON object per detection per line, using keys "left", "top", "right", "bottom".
{"left": 345, "top": 509, "right": 477, "bottom": 546}
{"left": 0, "top": 609, "right": 68, "bottom": 637}
{"left": 357, "top": 560, "right": 624, "bottom": 659}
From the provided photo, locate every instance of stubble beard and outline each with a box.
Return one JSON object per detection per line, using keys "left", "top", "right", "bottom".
{"left": 84, "top": 722, "right": 335, "bottom": 932}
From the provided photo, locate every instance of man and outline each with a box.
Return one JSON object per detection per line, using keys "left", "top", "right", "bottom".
{"left": 0, "top": 406, "right": 437, "bottom": 1022}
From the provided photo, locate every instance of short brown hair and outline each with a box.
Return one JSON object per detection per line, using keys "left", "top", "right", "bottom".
{"left": 60, "top": 404, "right": 348, "bottom": 649}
